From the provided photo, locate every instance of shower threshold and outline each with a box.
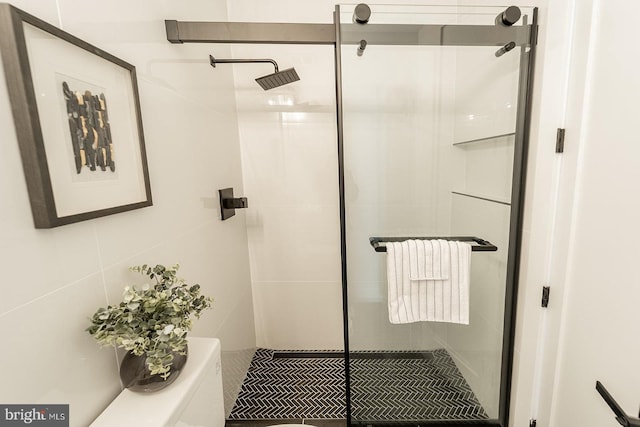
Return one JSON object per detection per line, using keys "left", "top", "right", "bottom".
{"left": 228, "top": 348, "right": 487, "bottom": 423}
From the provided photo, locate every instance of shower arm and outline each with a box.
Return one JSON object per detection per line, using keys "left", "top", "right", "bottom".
{"left": 209, "top": 55, "right": 279, "bottom": 72}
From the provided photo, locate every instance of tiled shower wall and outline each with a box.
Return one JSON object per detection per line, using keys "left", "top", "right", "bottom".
{"left": 226, "top": 12, "right": 344, "bottom": 349}
{"left": 0, "top": 1, "right": 256, "bottom": 426}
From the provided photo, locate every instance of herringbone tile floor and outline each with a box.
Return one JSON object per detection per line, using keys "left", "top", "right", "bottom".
{"left": 228, "top": 348, "right": 487, "bottom": 422}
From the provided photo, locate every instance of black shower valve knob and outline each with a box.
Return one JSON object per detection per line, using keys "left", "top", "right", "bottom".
{"left": 219, "top": 187, "right": 248, "bottom": 220}
{"left": 223, "top": 197, "right": 248, "bottom": 209}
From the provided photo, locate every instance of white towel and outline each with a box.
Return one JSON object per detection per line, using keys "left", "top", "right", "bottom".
{"left": 386, "top": 239, "right": 471, "bottom": 324}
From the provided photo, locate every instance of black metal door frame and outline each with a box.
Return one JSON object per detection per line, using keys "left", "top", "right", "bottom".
{"left": 164, "top": 6, "right": 538, "bottom": 425}
{"left": 333, "top": 5, "right": 538, "bottom": 426}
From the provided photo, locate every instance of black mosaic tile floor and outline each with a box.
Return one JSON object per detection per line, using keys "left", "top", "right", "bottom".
{"left": 228, "top": 348, "right": 487, "bottom": 422}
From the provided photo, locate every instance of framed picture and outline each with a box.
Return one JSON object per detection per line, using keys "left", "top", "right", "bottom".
{"left": 0, "top": 4, "right": 152, "bottom": 228}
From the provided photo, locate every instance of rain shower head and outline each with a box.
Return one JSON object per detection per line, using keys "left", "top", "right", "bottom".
{"left": 209, "top": 54, "right": 300, "bottom": 90}
{"left": 255, "top": 68, "right": 300, "bottom": 90}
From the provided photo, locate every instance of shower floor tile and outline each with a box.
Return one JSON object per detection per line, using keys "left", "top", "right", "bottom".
{"left": 228, "top": 348, "right": 487, "bottom": 422}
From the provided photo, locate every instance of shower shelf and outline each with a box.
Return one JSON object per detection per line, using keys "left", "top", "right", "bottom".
{"left": 453, "top": 132, "right": 515, "bottom": 146}
{"left": 452, "top": 191, "right": 511, "bottom": 206}
{"left": 369, "top": 236, "right": 497, "bottom": 252}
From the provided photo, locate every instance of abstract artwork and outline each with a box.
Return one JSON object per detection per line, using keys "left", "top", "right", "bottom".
{"left": 0, "top": 4, "right": 152, "bottom": 228}
{"left": 62, "top": 82, "right": 115, "bottom": 175}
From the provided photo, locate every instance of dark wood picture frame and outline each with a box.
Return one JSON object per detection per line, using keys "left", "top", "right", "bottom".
{"left": 0, "top": 3, "right": 152, "bottom": 228}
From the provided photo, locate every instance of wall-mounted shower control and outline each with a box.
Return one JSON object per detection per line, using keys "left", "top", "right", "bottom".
{"left": 223, "top": 197, "right": 248, "bottom": 209}
{"left": 219, "top": 187, "right": 248, "bottom": 221}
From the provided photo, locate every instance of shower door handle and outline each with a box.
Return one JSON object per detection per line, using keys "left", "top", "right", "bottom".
{"left": 596, "top": 381, "right": 640, "bottom": 427}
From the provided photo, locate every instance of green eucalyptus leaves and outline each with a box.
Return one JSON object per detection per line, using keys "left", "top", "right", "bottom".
{"left": 87, "top": 264, "right": 213, "bottom": 379}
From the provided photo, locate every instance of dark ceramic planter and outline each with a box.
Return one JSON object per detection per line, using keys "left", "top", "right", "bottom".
{"left": 119, "top": 345, "right": 188, "bottom": 392}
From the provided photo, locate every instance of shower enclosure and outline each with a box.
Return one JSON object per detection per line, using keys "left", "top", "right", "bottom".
{"left": 336, "top": 4, "right": 536, "bottom": 425}
{"left": 166, "top": 4, "right": 537, "bottom": 426}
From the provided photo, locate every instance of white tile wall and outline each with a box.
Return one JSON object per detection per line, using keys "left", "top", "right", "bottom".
{"left": 0, "top": 274, "right": 121, "bottom": 427}
{"left": 453, "top": 46, "right": 520, "bottom": 143}
{"left": 0, "top": 1, "right": 255, "bottom": 426}
{"left": 253, "top": 282, "right": 344, "bottom": 349}
{"left": 227, "top": 41, "right": 344, "bottom": 349}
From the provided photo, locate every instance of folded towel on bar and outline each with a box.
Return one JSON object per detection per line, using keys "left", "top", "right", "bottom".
{"left": 386, "top": 239, "right": 471, "bottom": 325}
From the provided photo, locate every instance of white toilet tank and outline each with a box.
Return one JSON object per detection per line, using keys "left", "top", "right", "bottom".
{"left": 90, "top": 337, "right": 225, "bottom": 427}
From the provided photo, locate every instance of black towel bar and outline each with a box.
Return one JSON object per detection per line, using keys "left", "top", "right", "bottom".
{"left": 369, "top": 236, "right": 498, "bottom": 253}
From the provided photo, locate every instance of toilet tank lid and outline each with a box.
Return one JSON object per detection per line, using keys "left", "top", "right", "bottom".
{"left": 89, "top": 337, "right": 220, "bottom": 427}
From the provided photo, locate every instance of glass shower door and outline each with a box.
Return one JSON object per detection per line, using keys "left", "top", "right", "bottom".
{"left": 337, "top": 4, "right": 536, "bottom": 425}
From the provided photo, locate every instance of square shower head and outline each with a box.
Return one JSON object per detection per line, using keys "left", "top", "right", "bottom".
{"left": 255, "top": 68, "right": 300, "bottom": 90}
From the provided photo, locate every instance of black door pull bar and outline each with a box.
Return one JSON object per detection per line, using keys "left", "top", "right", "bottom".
{"left": 596, "top": 381, "right": 640, "bottom": 427}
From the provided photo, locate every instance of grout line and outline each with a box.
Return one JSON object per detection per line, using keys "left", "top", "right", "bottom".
{"left": 55, "top": 0, "right": 63, "bottom": 29}
{"left": 96, "top": 236, "right": 166, "bottom": 273}
{"left": 114, "top": 346, "right": 124, "bottom": 390}
{"left": 213, "top": 286, "right": 254, "bottom": 339}
{"left": 93, "top": 223, "right": 124, "bottom": 386}
{"left": 0, "top": 270, "right": 103, "bottom": 320}
{"left": 98, "top": 216, "right": 218, "bottom": 273}
{"left": 94, "top": 224, "right": 109, "bottom": 304}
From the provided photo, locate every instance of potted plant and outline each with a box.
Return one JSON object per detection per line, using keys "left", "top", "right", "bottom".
{"left": 87, "top": 264, "right": 213, "bottom": 392}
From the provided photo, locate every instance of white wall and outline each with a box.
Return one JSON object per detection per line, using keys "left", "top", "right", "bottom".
{"left": 535, "top": 1, "right": 640, "bottom": 426}
{"left": 507, "top": 0, "right": 590, "bottom": 425}
{"left": 0, "top": 1, "right": 255, "bottom": 426}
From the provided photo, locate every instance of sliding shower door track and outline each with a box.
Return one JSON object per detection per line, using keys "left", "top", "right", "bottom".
{"left": 165, "top": 20, "right": 533, "bottom": 47}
